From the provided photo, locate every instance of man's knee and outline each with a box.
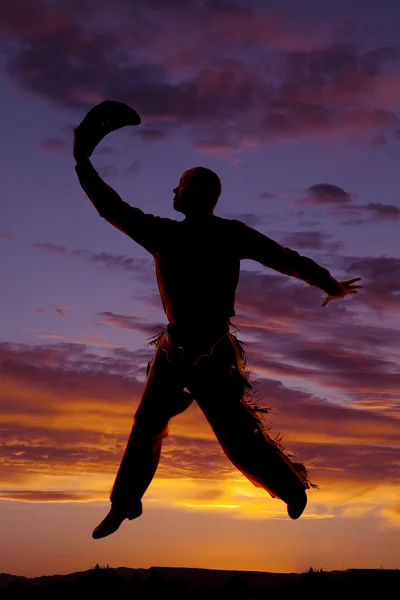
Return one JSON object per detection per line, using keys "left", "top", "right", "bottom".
{"left": 133, "top": 409, "right": 169, "bottom": 441}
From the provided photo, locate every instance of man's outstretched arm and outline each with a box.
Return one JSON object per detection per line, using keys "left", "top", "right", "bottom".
{"left": 73, "top": 123, "right": 163, "bottom": 253}
{"left": 234, "top": 220, "right": 355, "bottom": 298}
{"left": 74, "top": 157, "right": 161, "bottom": 254}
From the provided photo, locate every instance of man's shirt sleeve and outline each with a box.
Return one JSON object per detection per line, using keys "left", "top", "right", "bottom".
{"left": 233, "top": 219, "right": 342, "bottom": 296}
{"left": 75, "top": 158, "right": 163, "bottom": 255}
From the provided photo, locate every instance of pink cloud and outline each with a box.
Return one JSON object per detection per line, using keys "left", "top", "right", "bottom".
{"left": 0, "top": 0, "right": 73, "bottom": 38}
{"left": 0, "top": 490, "right": 91, "bottom": 502}
{"left": 35, "top": 305, "right": 70, "bottom": 318}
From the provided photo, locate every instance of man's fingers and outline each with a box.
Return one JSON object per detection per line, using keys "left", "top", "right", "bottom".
{"left": 322, "top": 278, "right": 363, "bottom": 308}
{"left": 322, "top": 296, "right": 332, "bottom": 307}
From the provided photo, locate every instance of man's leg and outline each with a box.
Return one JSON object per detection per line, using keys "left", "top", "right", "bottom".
{"left": 93, "top": 335, "right": 193, "bottom": 538}
{"left": 185, "top": 335, "right": 308, "bottom": 518}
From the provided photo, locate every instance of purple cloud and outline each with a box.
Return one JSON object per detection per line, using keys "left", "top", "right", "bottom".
{"left": 97, "top": 164, "right": 119, "bottom": 180}
{"left": 371, "top": 134, "right": 387, "bottom": 146}
{"left": 31, "top": 243, "right": 153, "bottom": 278}
{"left": 259, "top": 192, "right": 277, "bottom": 200}
{"left": 362, "top": 203, "right": 400, "bottom": 220}
{"left": 297, "top": 184, "right": 399, "bottom": 223}
{"left": 1, "top": 1, "right": 400, "bottom": 157}
{"left": 40, "top": 137, "right": 68, "bottom": 153}
{"left": 281, "top": 231, "right": 344, "bottom": 252}
{"left": 306, "top": 184, "right": 353, "bottom": 205}
{"left": 123, "top": 159, "right": 141, "bottom": 175}
{"left": 96, "top": 311, "right": 165, "bottom": 338}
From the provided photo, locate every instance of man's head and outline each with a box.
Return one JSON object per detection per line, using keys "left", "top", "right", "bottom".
{"left": 173, "top": 167, "right": 221, "bottom": 217}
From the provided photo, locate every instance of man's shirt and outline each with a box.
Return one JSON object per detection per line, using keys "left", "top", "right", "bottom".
{"left": 75, "top": 159, "right": 341, "bottom": 327}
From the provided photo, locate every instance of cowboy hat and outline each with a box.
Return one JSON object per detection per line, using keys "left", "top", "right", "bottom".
{"left": 74, "top": 100, "right": 141, "bottom": 157}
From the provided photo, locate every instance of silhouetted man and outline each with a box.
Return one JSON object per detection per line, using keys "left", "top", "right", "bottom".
{"left": 74, "top": 123, "right": 362, "bottom": 540}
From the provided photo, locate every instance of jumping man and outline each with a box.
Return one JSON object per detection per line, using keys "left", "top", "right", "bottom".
{"left": 73, "top": 102, "right": 362, "bottom": 539}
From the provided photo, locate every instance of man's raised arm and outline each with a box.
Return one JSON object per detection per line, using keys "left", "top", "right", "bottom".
{"left": 74, "top": 157, "right": 161, "bottom": 255}
{"left": 234, "top": 220, "right": 342, "bottom": 297}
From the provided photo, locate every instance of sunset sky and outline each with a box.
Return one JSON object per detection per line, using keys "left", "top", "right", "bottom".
{"left": 1, "top": 0, "right": 399, "bottom": 578}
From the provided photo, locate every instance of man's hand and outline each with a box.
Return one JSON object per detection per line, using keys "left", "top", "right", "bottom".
{"left": 322, "top": 277, "right": 363, "bottom": 308}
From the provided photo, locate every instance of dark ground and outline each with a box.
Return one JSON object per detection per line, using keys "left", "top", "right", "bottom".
{"left": 0, "top": 565, "right": 398, "bottom": 599}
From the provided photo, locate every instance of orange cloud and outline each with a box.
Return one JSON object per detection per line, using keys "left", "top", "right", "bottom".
{"left": 0, "top": 333, "right": 398, "bottom": 530}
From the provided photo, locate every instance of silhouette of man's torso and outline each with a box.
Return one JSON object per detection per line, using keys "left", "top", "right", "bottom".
{"left": 75, "top": 159, "right": 341, "bottom": 331}
{"left": 153, "top": 215, "right": 240, "bottom": 326}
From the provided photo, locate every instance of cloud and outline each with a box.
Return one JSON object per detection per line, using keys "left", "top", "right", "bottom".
{"left": 291, "top": 442, "right": 399, "bottom": 488}
{"left": 136, "top": 127, "right": 171, "bottom": 143}
{"left": 2, "top": 1, "right": 400, "bottom": 157}
{"left": 94, "top": 145, "right": 115, "bottom": 155}
{"left": 31, "top": 242, "right": 153, "bottom": 279}
{"left": 0, "top": 490, "right": 92, "bottom": 502}
{"left": 296, "top": 184, "right": 399, "bottom": 223}
{"left": 40, "top": 137, "right": 68, "bottom": 153}
{"left": 235, "top": 297, "right": 400, "bottom": 396}
{"left": 0, "top": 0, "right": 75, "bottom": 38}
{"left": 145, "top": 0, "right": 252, "bottom": 16}
{"left": 35, "top": 305, "right": 72, "bottom": 318}
{"left": 0, "top": 340, "right": 149, "bottom": 388}
{"left": 123, "top": 159, "right": 141, "bottom": 175}
{"left": 97, "top": 164, "right": 119, "bottom": 180}
{"left": 0, "top": 231, "right": 13, "bottom": 240}
{"left": 362, "top": 203, "right": 400, "bottom": 220}
{"left": 31, "top": 242, "right": 68, "bottom": 254}
{"left": 0, "top": 339, "right": 242, "bottom": 490}
{"left": 280, "top": 231, "right": 344, "bottom": 252}
{"left": 305, "top": 184, "right": 353, "bottom": 205}
{"left": 245, "top": 249, "right": 395, "bottom": 315}
{"left": 0, "top": 304, "right": 398, "bottom": 524}
{"left": 45, "top": 142, "right": 139, "bottom": 174}
{"left": 96, "top": 311, "right": 166, "bottom": 338}
{"left": 380, "top": 504, "right": 400, "bottom": 527}
{"left": 337, "top": 255, "right": 400, "bottom": 312}
{"left": 371, "top": 134, "right": 387, "bottom": 146}
{"left": 338, "top": 202, "right": 400, "bottom": 224}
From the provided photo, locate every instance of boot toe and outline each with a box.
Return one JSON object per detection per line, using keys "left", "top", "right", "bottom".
{"left": 92, "top": 508, "right": 126, "bottom": 539}
{"left": 92, "top": 502, "right": 143, "bottom": 539}
{"left": 287, "top": 489, "right": 307, "bottom": 520}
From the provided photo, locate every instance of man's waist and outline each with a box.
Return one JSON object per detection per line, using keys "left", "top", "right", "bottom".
{"left": 167, "top": 319, "right": 230, "bottom": 347}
